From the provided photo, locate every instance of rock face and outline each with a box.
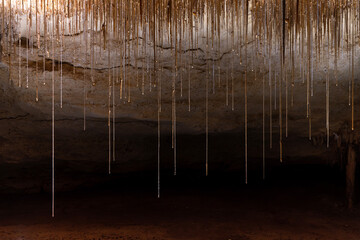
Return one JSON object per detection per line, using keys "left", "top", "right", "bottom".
{"left": 0, "top": 30, "right": 359, "bottom": 193}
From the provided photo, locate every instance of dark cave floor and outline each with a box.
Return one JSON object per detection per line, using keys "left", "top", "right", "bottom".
{"left": 0, "top": 165, "right": 359, "bottom": 240}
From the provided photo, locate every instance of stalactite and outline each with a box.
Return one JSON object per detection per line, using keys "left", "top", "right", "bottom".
{"left": 91, "top": 0, "right": 94, "bottom": 87}
{"left": 157, "top": 45, "right": 161, "bottom": 199}
{"left": 269, "top": 41, "right": 272, "bottom": 150}
{"left": 290, "top": 1, "right": 295, "bottom": 108}
{"left": 205, "top": 2, "right": 209, "bottom": 177}
{"left": 35, "top": 0, "right": 39, "bottom": 101}
{"left": 8, "top": 0, "right": 12, "bottom": 82}
{"left": 263, "top": 73, "right": 265, "bottom": 180}
{"left": 26, "top": 1, "right": 29, "bottom": 89}
{"left": 231, "top": 2, "right": 234, "bottom": 111}
{"left": 347, "top": 7, "right": 351, "bottom": 108}
{"left": 83, "top": 0, "right": 87, "bottom": 131}
{"left": 285, "top": 61, "right": 288, "bottom": 139}
{"left": 60, "top": 2, "right": 63, "bottom": 108}
{"left": 225, "top": 0, "right": 229, "bottom": 107}
{"left": 179, "top": 3, "right": 183, "bottom": 98}
{"left": 43, "top": 0, "right": 46, "bottom": 86}
{"left": 326, "top": 0, "right": 330, "bottom": 148}
{"left": 172, "top": 0, "right": 177, "bottom": 176}
{"left": 2, "top": 0, "right": 4, "bottom": 57}
{"left": 108, "top": 1, "right": 111, "bottom": 175}
{"left": 244, "top": 0, "right": 248, "bottom": 184}
{"left": 18, "top": 15, "right": 21, "bottom": 88}
{"left": 112, "top": 48, "right": 116, "bottom": 162}
{"left": 189, "top": 0, "right": 193, "bottom": 112}
{"left": 217, "top": 0, "right": 221, "bottom": 90}
{"left": 280, "top": 0, "right": 285, "bottom": 163}
{"left": 51, "top": 0, "right": 55, "bottom": 218}
{"left": 274, "top": 73, "right": 277, "bottom": 111}
{"left": 307, "top": 0, "right": 312, "bottom": 141}
{"left": 351, "top": 6, "right": 355, "bottom": 131}
{"left": 284, "top": 0, "right": 288, "bottom": 139}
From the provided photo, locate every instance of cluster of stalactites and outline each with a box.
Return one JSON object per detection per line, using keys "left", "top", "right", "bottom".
{"left": 2, "top": 0, "right": 359, "bottom": 50}
{"left": 1, "top": 0, "right": 360, "bottom": 215}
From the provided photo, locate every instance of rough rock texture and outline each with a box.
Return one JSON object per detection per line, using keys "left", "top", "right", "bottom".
{"left": 0, "top": 35, "right": 359, "bottom": 193}
{"left": 0, "top": 33, "right": 360, "bottom": 240}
